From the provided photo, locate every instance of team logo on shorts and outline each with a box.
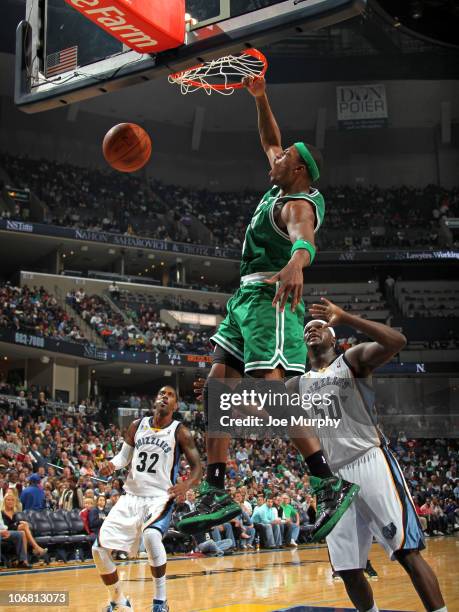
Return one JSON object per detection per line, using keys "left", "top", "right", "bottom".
{"left": 382, "top": 522, "right": 397, "bottom": 540}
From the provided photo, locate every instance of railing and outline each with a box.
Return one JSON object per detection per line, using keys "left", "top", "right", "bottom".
{"left": 54, "top": 285, "right": 107, "bottom": 349}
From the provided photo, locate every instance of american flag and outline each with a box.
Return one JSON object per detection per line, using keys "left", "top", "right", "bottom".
{"left": 45, "top": 46, "right": 78, "bottom": 77}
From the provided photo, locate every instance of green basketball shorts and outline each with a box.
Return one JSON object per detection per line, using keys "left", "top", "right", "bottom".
{"left": 211, "top": 280, "right": 306, "bottom": 374}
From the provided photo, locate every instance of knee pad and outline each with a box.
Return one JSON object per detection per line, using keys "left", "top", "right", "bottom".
{"left": 143, "top": 528, "right": 167, "bottom": 567}
{"left": 92, "top": 542, "right": 116, "bottom": 575}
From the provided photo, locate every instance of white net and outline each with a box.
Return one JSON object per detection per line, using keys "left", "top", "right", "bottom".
{"left": 168, "top": 50, "right": 267, "bottom": 95}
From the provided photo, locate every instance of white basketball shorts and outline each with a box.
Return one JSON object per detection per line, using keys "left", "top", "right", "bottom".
{"left": 327, "top": 445, "right": 425, "bottom": 571}
{"left": 98, "top": 492, "right": 174, "bottom": 553}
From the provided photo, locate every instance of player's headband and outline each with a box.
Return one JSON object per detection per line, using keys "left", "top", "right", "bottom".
{"left": 294, "top": 142, "right": 320, "bottom": 182}
{"left": 304, "top": 320, "right": 336, "bottom": 339}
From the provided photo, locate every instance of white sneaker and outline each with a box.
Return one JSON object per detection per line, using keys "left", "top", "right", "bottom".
{"left": 138, "top": 552, "right": 148, "bottom": 559}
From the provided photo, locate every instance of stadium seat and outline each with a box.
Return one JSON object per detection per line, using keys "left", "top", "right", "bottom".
{"left": 49, "top": 510, "right": 72, "bottom": 545}
{"left": 27, "top": 510, "right": 54, "bottom": 548}
{"left": 66, "top": 509, "right": 93, "bottom": 544}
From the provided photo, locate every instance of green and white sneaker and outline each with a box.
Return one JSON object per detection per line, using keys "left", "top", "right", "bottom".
{"left": 176, "top": 481, "right": 241, "bottom": 535}
{"left": 309, "top": 476, "right": 360, "bottom": 542}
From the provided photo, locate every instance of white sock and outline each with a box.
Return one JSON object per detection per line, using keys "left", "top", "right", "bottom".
{"left": 154, "top": 575, "right": 166, "bottom": 602}
{"left": 107, "top": 582, "right": 127, "bottom": 604}
{"left": 365, "top": 605, "right": 379, "bottom": 612}
{"left": 432, "top": 607, "right": 447, "bottom": 612}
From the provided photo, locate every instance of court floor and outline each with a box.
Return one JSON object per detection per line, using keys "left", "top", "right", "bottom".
{"left": 0, "top": 537, "right": 457, "bottom": 612}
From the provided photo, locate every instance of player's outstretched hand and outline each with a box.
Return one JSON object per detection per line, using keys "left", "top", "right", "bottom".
{"left": 242, "top": 75, "right": 266, "bottom": 98}
{"left": 99, "top": 460, "right": 116, "bottom": 477}
{"left": 308, "top": 297, "right": 347, "bottom": 326}
{"left": 168, "top": 479, "right": 191, "bottom": 499}
{"left": 193, "top": 377, "right": 206, "bottom": 401}
{"left": 265, "top": 261, "right": 304, "bottom": 312}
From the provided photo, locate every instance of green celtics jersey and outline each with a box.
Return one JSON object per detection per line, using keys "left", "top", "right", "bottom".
{"left": 240, "top": 185, "right": 325, "bottom": 278}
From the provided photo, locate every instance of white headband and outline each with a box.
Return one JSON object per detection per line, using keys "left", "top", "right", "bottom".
{"left": 304, "top": 319, "right": 336, "bottom": 338}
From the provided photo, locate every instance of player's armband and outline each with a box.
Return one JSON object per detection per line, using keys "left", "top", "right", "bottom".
{"left": 291, "top": 239, "right": 316, "bottom": 264}
{"left": 110, "top": 442, "right": 134, "bottom": 470}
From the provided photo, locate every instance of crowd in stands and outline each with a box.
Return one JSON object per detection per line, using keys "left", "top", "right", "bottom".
{"left": 320, "top": 185, "right": 456, "bottom": 250}
{"left": 0, "top": 283, "right": 85, "bottom": 343}
{"left": 1, "top": 154, "right": 458, "bottom": 252}
{"left": 66, "top": 289, "right": 212, "bottom": 354}
{"left": 111, "top": 284, "right": 226, "bottom": 316}
{"left": 1, "top": 280, "right": 455, "bottom": 364}
{"left": 0, "top": 388, "right": 458, "bottom": 567}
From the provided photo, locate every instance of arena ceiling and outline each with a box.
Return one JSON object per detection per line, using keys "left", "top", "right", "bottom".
{"left": 1, "top": 1, "right": 458, "bottom": 128}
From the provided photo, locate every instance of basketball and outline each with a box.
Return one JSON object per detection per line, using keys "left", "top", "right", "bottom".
{"left": 102, "top": 123, "right": 152, "bottom": 173}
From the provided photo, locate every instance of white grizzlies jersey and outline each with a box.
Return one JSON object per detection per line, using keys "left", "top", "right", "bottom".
{"left": 299, "top": 352, "right": 382, "bottom": 470}
{"left": 124, "top": 417, "right": 182, "bottom": 497}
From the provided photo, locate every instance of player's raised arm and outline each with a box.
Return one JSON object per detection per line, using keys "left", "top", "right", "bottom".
{"left": 168, "top": 425, "right": 202, "bottom": 498}
{"left": 243, "top": 76, "right": 282, "bottom": 167}
{"left": 99, "top": 419, "right": 138, "bottom": 476}
{"left": 265, "top": 199, "right": 316, "bottom": 312}
{"left": 308, "top": 298, "right": 407, "bottom": 375}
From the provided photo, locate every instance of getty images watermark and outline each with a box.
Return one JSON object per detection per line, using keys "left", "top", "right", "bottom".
{"left": 219, "top": 389, "right": 341, "bottom": 430}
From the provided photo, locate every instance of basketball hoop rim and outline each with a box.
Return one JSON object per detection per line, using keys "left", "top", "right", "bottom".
{"left": 168, "top": 48, "right": 268, "bottom": 91}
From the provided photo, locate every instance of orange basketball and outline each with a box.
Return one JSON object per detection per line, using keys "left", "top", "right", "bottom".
{"left": 102, "top": 123, "right": 152, "bottom": 173}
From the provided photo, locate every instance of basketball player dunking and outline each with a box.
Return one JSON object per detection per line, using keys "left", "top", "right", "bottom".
{"left": 178, "top": 75, "right": 358, "bottom": 540}
{"left": 94, "top": 386, "right": 202, "bottom": 612}
{"left": 288, "top": 298, "right": 447, "bottom": 612}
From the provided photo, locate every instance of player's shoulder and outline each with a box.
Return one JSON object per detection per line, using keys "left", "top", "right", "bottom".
{"left": 263, "top": 185, "right": 281, "bottom": 200}
{"left": 305, "top": 188, "right": 325, "bottom": 213}
{"left": 134, "top": 416, "right": 150, "bottom": 432}
{"left": 283, "top": 188, "right": 325, "bottom": 218}
{"left": 174, "top": 420, "right": 194, "bottom": 446}
{"left": 173, "top": 419, "right": 189, "bottom": 436}
{"left": 129, "top": 417, "right": 144, "bottom": 431}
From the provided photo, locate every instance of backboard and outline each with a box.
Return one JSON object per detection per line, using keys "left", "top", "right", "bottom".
{"left": 16, "top": 0, "right": 366, "bottom": 113}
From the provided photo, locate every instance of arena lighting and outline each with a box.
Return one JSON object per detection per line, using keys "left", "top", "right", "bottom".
{"left": 410, "top": 0, "right": 424, "bottom": 18}
{"left": 122, "top": 368, "right": 131, "bottom": 375}
{"left": 148, "top": 254, "right": 155, "bottom": 260}
{"left": 40, "top": 356, "right": 50, "bottom": 364}
{"left": 108, "top": 248, "right": 116, "bottom": 255}
{"left": 164, "top": 370, "right": 173, "bottom": 377}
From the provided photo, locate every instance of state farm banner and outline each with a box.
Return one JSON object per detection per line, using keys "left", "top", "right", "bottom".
{"left": 337, "top": 84, "right": 388, "bottom": 130}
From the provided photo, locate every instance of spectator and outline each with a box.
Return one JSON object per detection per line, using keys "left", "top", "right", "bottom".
{"left": 192, "top": 530, "right": 233, "bottom": 557}
{"left": 232, "top": 491, "right": 255, "bottom": 549}
{"left": 252, "top": 495, "right": 282, "bottom": 548}
{"left": 105, "top": 489, "right": 120, "bottom": 513}
{"left": 80, "top": 497, "right": 97, "bottom": 541}
{"left": 58, "top": 476, "right": 84, "bottom": 511}
{"left": 280, "top": 493, "right": 300, "bottom": 547}
{"left": 184, "top": 490, "right": 196, "bottom": 512}
{"left": 0, "top": 511, "right": 31, "bottom": 568}
{"left": 88, "top": 495, "right": 108, "bottom": 538}
{"left": 19, "top": 474, "right": 45, "bottom": 511}
{"left": 108, "top": 282, "right": 120, "bottom": 301}
{"left": 1, "top": 490, "right": 47, "bottom": 558}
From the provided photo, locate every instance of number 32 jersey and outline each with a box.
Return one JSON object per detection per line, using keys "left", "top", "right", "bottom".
{"left": 124, "top": 417, "right": 182, "bottom": 497}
